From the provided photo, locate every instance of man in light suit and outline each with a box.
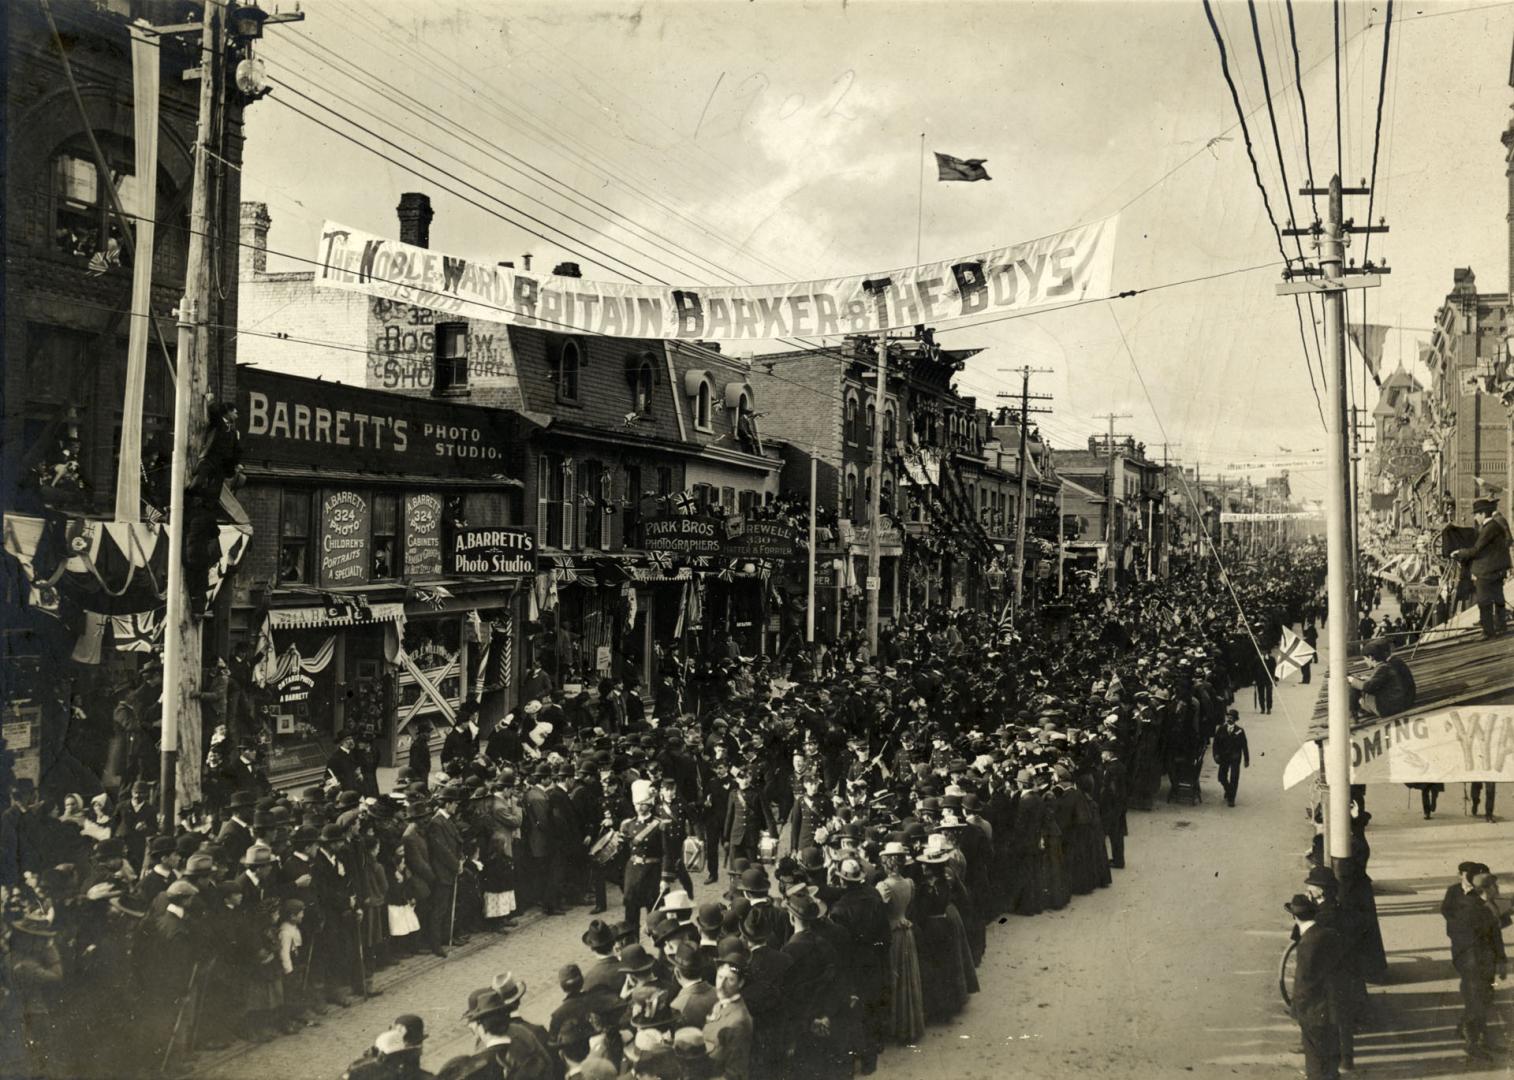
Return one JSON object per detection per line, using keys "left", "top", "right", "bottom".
{"left": 703, "top": 947, "right": 755, "bottom": 1080}
{"left": 1287, "top": 893, "right": 1345, "bottom": 1080}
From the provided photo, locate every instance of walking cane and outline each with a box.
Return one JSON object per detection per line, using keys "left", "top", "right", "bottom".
{"left": 448, "top": 876, "right": 459, "bottom": 947}
{"left": 161, "top": 961, "right": 201, "bottom": 1074}
{"left": 300, "top": 939, "right": 315, "bottom": 997}
{"left": 354, "top": 913, "right": 368, "bottom": 996}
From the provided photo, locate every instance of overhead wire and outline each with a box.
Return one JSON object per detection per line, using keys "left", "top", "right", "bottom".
{"left": 1105, "top": 301, "right": 1306, "bottom": 742}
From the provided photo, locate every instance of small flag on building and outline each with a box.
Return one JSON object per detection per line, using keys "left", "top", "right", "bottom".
{"left": 1273, "top": 625, "right": 1317, "bottom": 682}
{"left": 1346, "top": 323, "right": 1390, "bottom": 387}
{"left": 934, "top": 152, "right": 991, "bottom": 182}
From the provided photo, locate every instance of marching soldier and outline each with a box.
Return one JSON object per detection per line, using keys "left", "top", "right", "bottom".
{"left": 622, "top": 779, "right": 676, "bottom": 938}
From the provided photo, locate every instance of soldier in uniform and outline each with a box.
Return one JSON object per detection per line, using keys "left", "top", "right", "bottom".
{"left": 658, "top": 774, "right": 695, "bottom": 897}
{"left": 622, "top": 779, "right": 677, "bottom": 938}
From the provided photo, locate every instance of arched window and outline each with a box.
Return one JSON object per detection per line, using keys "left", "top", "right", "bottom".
{"left": 844, "top": 392, "right": 860, "bottom": 445}
{"left": 556, "top": 339, "right": 582, "bottom": 403}
{"left": 696, "top": 379, "right": 712, "bottom": 429}
{"left": 881, "top": 473, "right": 894, "bottom": 517}
{"left": 865, "top": 402, "right": 876, "bottom": 446}
{"left": 861, "top": 472, "right": 874, "bottom": 521}
{"left": 844, "top": 467, "right": 858, "bottom": 521}
{"left": 632, "top": 361, "right": 655, "bottom": 414}
{"left": 883, "top": 405, "right": 896, "bottom": 447}
{"left": 52, "top": 143, "right": 140, "bottom": 269}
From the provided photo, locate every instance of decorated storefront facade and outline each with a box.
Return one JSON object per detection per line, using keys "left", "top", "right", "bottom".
{"left": 233, "top": 368, "right": 529, "bottom": 787}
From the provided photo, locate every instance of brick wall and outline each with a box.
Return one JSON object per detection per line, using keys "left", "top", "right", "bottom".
{"left": 748, "top": 361, "right": 844, "bottom": 516}
{"left": 238, "top": 268, "right": 372, "bottom": 385}
{"left": 235, "top": 483, "right": 284, "bottom": 605}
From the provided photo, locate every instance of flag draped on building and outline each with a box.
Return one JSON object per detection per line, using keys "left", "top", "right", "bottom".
{"left": 1273, "top": 625, "right": 1317, "bottom": 681}
{"left": 934, "top": 152, "right": 991, "bottom": 182}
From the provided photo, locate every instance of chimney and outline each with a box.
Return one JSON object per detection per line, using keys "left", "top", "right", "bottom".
{"left": 498, "top": 261, "right": 514, "bottom": 269}
{"left": 553, "top": 261, "right": 582, "bottom": 278}
{"left": 522, "top": 254, "right": 533, "bottom": 271}
{"left": 239, "top": 201, "right": 271, "bottom": 277}
{"left": 397, "top": 192, "right": 433, "bottom": 248}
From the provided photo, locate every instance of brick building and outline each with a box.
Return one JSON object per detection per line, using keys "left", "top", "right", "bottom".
{"left": 1424, "top": 269, "right": 1509, "bottom": 516}
{"left": 2, "top": 0, "right": 247, "bottom": 794}
{"left": 238, "top": 196, "right": 784, "bottom": 697}
{"left": 1052, "top": 436, "right": 1167, "bottom": 586}
{"left": 749, "top": 332, "right": 1002, "bottom": 632}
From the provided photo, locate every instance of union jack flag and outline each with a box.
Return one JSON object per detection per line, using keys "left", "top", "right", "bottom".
{"left": 669, "top": 489, "right": 700, "bottom": 516}
{"left": 645, "top": 550, "right": 676, "bottom": 573}
{"left": 1273, "top": 625, "right": 1316, "bottom": 682}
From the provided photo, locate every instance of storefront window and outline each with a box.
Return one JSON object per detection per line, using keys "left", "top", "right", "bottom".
{"left": 397, "top": 616, "right": 464, "bottom": 733}
{"left": 372, "top": 493, "right": 399, "bottom": 578}
{"left": 279, "top": 490, "right": 312, "bottom": 583}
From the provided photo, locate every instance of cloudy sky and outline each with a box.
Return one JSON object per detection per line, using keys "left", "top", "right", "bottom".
{"left": 241, "top": 0, "right": 1514, "bottom": 503}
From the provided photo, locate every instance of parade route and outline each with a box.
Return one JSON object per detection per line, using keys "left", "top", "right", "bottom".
{"left": 193, "top": 656, "right": 1320, "bottom": 1080}
{"left": 192, "top": 637, "right": 1514, "bottom": 1080}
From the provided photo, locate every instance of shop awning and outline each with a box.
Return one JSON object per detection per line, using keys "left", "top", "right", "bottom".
{"left": 1281, "top": 630, "right": 1514, "bottom": 788}
{"left": 269, "top": 601, "right": 407, "bottom": 629}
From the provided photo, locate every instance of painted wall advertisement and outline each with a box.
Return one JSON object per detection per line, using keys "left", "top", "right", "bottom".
{"left": 450, "top": 526, "right": 535, "bottom": 575}
{"left": 238, "top": 367, "right": 516, "bottom": 480}
{"left": 319, "top": 490, "right": 371, "bottom": 587}
{"left": 403, "top": 493, "right": 444, "bottom": 576}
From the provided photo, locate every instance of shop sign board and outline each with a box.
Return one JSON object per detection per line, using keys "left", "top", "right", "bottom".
{"left": 319, "top": 490, "right": 371, "bottom": 587}
{"left": 724, "top": 520, "right": 801, "bottom": 559}
{"left": 451, "top": 526, "right": 535, "bottom": 575}
{"left": 643, "top": 514, "right": 726, "bottom": 555}
{"left": 403, "top": 493, "right": 444, "bottom": 575}
{"left": 239, "top": 367, "right": 514, "bottom": 480}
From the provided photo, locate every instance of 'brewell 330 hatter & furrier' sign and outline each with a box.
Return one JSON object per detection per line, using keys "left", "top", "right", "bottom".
{"left": 313, "top": 216, "right": 1118, "bottom": 341}
{"left": 237, "top": 367, "right": 514, "bottom": 478}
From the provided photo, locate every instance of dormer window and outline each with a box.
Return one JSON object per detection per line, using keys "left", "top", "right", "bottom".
{"left": 684, "top": 370, "right": 716, "bottom": 432}
{"left": 556, "top": 338, "right": 582, "bottom": 403}
{"left": 625, "top": 353, "right": 658, "bottom": 415}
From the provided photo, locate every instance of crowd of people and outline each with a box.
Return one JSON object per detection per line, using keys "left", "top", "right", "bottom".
{"left": 0, "top": 542, "right": 1329, "bottom": 1079}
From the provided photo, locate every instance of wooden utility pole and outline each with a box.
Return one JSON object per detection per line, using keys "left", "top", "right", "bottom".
{"left": 155, "top": 0, "right": 302, "bottom": 827}
{"left": 1280, "top": 174, "right": 1388, "bottom": 874}
{"left": 1095, "top": 413, "right": 1132, "bottom": 592}
{"left": 997, "top": 367, "right": 1053, "bottom": 613}
{"left": 861, "top": 279, "right": 892, "bottom": 658}
{"left": 158, "top": 0, "right": 225, "bottom": 828}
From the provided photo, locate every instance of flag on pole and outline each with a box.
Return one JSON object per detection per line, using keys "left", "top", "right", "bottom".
{"left": 1273, "top": 625, "right": 1317, "bottom": 682}
{"left": 934, "top": 152, "right": 991, "bottom": 182}
{"left": 1346, "top": 323, "right": 1390, "bottom": 387}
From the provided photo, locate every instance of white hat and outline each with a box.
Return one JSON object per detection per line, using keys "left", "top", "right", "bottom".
{"left": 631, "top": 779, "right": 655, "bottom": 805}
{"left": 375, "top": 1030, "right": 407, "bottom": 1055}
{"left": 523, "top": 699, "right": 542, "bottom": 716}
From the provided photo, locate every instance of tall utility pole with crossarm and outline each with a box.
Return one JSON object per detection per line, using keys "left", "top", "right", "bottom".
{"left": 1279, "top": 175, "right": 1388, "bottom": 883}
{"left": 996, "top": 367, "right": 1053, "bottom": 613}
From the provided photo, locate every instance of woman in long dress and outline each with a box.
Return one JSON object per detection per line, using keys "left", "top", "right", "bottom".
{"left": 916, "top": 843, "right": 974, "bottom": 1021}
{"left": 480, "top": 824, "right": 518, "bottom": 928}
{"left": 876, "top": 845, "right": 925, "bottom": 1044}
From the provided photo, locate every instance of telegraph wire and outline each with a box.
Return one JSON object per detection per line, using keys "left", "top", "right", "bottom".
{"left": 1361, "top": 0, "right": 1394, "bottom": 268}
{"left": 268, "top": 32, "right": 753, "bottom": 290}
{"left": 1245, "top": 0, "right": 1305, "bottom": 256}
{"left": 1200, "top": 0, "right": 1291, "bottom": 266}
{"left": 1284, "top": 0, "right": 1320, "bottom": 222}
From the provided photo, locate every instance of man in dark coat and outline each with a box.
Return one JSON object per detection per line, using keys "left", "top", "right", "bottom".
{"left": 826, "top": 856, "right": 891, "bottom": 1072}
{"left": 441, "top": 713, "right": 479, "bottom": 777}
{"left": 1447, "top": 871, "right": 1510, "bottom": 1058}
{"left": 1212, "top": 709, "right": 1250, "bottom": 807}
{"left": 215, "top": 790, "right": 257, "bottom": 867}
{"left": 722, "top": 768, "right": 769, "bottom": 874}
{"left": 1287, "top": 894, "right": 1345, "bottom": 1080}
{"left": 326, "top": 732, "right": 363, "bottom": 793}
{"left": 544, "top": 763, "right": 580, "bottom": 916}
{"left": 423, "top": 785, "right": 465, "bottom": 953}
{"left": 112, "top": 780, "right": 158, "bottom": 871}
{"left": 521, "top": 766, "right": 554, "bottom": 913}
{"left": 1452, "top": 497, "right": 1512, "bottom": 639}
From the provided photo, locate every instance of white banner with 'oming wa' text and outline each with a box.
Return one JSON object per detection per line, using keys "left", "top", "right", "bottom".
{"left": 314, "top": 216, "right": 1118, "bottom": 342}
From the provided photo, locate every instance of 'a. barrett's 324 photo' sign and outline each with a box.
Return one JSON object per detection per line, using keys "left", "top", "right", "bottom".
{"left": 315, "top": 216, "right": 1118, "bottom": 341}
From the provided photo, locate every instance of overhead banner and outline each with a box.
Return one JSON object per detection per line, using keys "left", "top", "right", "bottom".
{"left": 1281, "top": 706, "right": 1514, "bottom": 789}
{"left": 1219, "top": 511, "right": 1321, "bottom": 522}
{"left": 316, "top": 216, "right": 1119, "bottom": 341}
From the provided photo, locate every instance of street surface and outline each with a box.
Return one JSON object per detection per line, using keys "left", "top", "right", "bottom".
{"left": 194, "top": 637, "right": 1513, "bottom": 1080}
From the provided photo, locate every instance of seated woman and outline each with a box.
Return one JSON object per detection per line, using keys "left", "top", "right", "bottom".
{"left": 1348, "top": 638, "right": 1417, "bottom": 718}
